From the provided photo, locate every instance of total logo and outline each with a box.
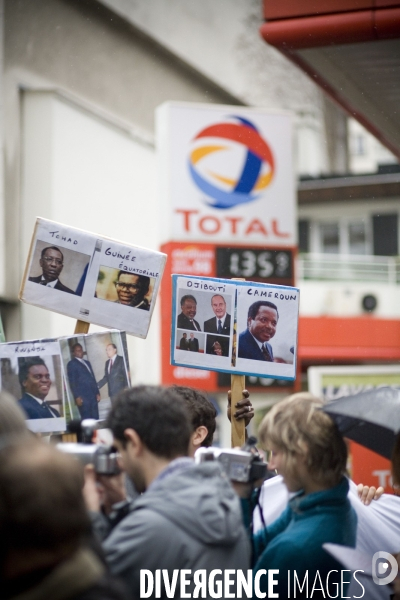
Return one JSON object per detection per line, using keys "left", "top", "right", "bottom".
{"left": 188, "top": 116, "right": 275, "bottom": 210}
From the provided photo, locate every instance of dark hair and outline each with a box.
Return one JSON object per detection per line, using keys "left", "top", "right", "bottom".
{"left": 180, "top": 295, "right": 197, "bottom": 306}
{"left": 172, "top": 386, "right": 217, "bottom": 448}
{"left": 0, "top": 392, "right": 28, "bottom": 436}
{"left": 117, "top": 271, "right": 150, "bottom": 297}
{"left": 18, "top": 357, "right": 48, "bottom": 390}
{"left": 40, "top": 246, "right": 64, "bottom": 261}
{"left": 248, "top": 301, "right": 279, "bottom": 321}
{"left": 71, "top": 343, "right": 83, "bottom": 353}
{"left": 107, "top": 386, "right": 191, "bottom": 458}
{"left": 0, "top": 439, "right": 89, "bottom": 556}
{"left": 107, "top": 343, "right": 117, "bottom": 350}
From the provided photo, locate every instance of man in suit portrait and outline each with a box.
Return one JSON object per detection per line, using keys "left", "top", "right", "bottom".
{"left": 238, "top": 301, "right": 278, "bottom": 362}
{"left": 188, "top": 333, "right": 199, "bottom": 353}
{"left": 67, "top": 343, "right": 100, "bottom": 420}
{"left": 29, "top": 246, "right": 75, "bottom": 294}
{"left": 18, "top": 357, "right": 60, "bottom": 419}
{"left": 203, "top": 294, "right": 231, "bottom": 336}
{"left": 97, "top": 343, "right": 128, "bottom": 402}
{"left": 114, "top": 271, "right": 150, "bottom": 310}
{"left": 176, "top": 295, "right": 201, "bottom": 331}
{"left": 179, "top": 332, "right": 189, "bottom": 350}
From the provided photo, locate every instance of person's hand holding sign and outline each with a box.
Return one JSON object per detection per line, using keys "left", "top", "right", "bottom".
{"left": 227, "top": 389, "right": 254, "bottom": 428}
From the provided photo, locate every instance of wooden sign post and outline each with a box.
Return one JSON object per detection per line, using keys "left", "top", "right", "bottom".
{"left": 74, "top": 320, "right": 90, "bottom": 335}
{"left": 231, "top": 277, "right": 246, "bottom": 448}
{"left": 231, "top": 374, "right": 246, "bottom": 448}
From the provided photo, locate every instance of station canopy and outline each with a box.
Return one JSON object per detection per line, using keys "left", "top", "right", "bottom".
{"left": 260, "top": 0, "right": 400, "bottom": 159}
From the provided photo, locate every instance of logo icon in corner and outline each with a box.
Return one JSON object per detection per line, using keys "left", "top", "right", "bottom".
{"left": 188, "top": 116, "right": 275, "bottom": 210}
{"left": 372, "top": 551, "right": 398, "bottom": 586}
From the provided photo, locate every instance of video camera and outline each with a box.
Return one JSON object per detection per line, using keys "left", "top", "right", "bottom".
{"left": 57, "top": 418, "right": 120, "bottom": 476}
{"left": 195, "top": 436, "right": 273, "bottom": 484}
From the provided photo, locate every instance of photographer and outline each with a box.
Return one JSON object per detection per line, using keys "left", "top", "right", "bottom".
{"left": 83, "top": 385, "right": 250, "bottom": 599}
{"left": 0, "top": 437, "right": 129, "bottom": 600}
{"left": 236, "top": 393, "right": 357, "bottom": 599}
{"left": 92, "top": 384, "right": 253, "bottom": 516}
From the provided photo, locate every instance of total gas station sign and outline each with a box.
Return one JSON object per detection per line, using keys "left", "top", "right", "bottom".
{"left": 156, "top": 102, "right": 297, "bottom": 392}
{"left": 156, "top": 102, "right": 296, "bottom": 245}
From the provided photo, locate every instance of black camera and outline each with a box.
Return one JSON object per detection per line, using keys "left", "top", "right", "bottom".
{"left": 57, "top": 418, "right": 120, "bottom": 476}
{"left": 195, "top": 436, "right": 271, "bottom": 483}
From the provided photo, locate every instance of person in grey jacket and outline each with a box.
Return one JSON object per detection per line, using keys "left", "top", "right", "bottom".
{"left": 84, "top": 385, "right": 250, "bottom": 600}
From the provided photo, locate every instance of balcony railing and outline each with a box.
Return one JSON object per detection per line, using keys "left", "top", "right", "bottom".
{"left": 298, "top": 253, "right": 400, "bottom": 284}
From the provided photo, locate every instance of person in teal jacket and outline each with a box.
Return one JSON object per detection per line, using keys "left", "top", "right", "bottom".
{"left": 240, "top": 393, "right": 358, "bottom": 599}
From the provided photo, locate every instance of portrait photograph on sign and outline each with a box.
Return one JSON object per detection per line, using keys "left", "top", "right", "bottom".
{"left": 20, "top": 218, "right": 167, "bottom": 338}
{"left": 235, "top": 283, "right": 299, "bottom": 380}
{"left": 59, "top": 330, "right": 130, "bottom": 422}
{"left": 27, "top": 239, "right": 90, "bottom": 297}
{"left": 95, "top": 266, "right": 155, "bottom": 311}
{"left": 0, "top": 339, "right": 66, "bottom": 433}
{"left": 206, "top": 335, "right": 230, "bottom": 357}
{"left": 176, "top": 329, "right": 206, "bottom": 354}
{"left": 171, "top": 275, "right": 299, "bottom": 380}
{"left": 173, "top": 279, "right": 236, "bottom": 372}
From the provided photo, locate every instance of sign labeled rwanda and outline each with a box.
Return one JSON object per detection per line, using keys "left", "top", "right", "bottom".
{"left": 156, "top": 102, "right": 295, "bottom": 246}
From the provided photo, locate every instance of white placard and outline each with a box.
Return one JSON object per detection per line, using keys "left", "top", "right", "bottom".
{"left": 171, "top": 275, "right": 299, "bottom": 380}
{"left": 157, "top": 102, "right": 296, "bottom": 246}
{"left": 19, "top": 218, "right": 167, "bottom": 338}
{"left": 0, "top": 338, "right": 66, "bottom": 433}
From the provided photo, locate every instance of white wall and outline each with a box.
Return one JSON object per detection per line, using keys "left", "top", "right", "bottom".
{"left": 298, "top": 280, "right": 400, "bottom": 318}
{"left": 101, "top": 0, "right": 346, "bottom": 177}
{"left": 20, "top": 91, "right": 161, "bottom": 384}
{"left": 348, "top": 118, "right": 398, "bottom": 174}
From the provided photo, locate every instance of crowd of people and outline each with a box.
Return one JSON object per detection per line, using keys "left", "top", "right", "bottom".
{"left": 0, "top": 383, "right": 399, "bottom": 600}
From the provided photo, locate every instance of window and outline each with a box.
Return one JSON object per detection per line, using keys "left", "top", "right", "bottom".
{"left": 315, "top": 219, "right": 371, "bottom": 255}
{"left": 298, "top": 220, "right": 310, "bottom": 253}
{"left": 373, "top": 214, "right": 398, "bottom": 256}
{"left": 352, "top": 134, "right": 366, "bottom": 156}
{"left": 349, "top": 222, "right": 367, "bottom": 255}
{"left": 320, "top": 222, "right": 339, "bottom": 254}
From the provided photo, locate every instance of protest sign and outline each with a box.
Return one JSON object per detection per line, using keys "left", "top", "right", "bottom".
{"left": 0, "top": 338, "right": 66, "bottom": 433}
{"left": 20, "top": 218, "right": 167, "bottom": 338}
{"left": 171, "top": 275, "right": 299, "bottom": 380}
{"left": 59, "top": 330, "right": 130, "bottom": 422}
